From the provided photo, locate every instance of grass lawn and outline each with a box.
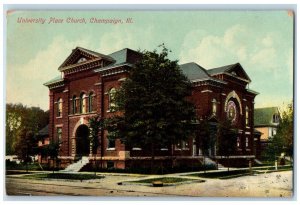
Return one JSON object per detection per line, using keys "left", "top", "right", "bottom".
{"left": 188, "top": 170, "right": 253, "bottom": 179}
{"left": 253, "top": 165, "right": 293, "bottom": 171}
{"left": 187, "top": 166, "right": 293, "bottom": 179}
{"left": 21, "top": 173, "right": 104, "bottom": 181}
{"left": 128, "top": 177, "right": 202, "bottom": 184}
{"left": 6, "top": 170, "right": 36, "bottom": 175}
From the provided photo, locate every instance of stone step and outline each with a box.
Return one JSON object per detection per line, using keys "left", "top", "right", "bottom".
{"left": 60, "top": 156, "right": 90, "bottom": 172}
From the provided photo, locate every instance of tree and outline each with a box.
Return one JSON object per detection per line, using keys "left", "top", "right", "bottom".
{"left": 44, "top": 141, "right": 60, "bottom": 173}
{"left": 217, "top": 120, "right": 238, "bottom": 171}
{"left": 89, "top": 115, "right": 104, "bottom": 172}
{"left": 14, "top": 128, "right": 37, "bottom": 172}
{"left": 196, "top": 117, "right": 217, "bottom": 172}
{"left": 6, "top": 103, "right": 49, "bottom": 155}
{"left": 264, "top": 103, "right": 293, "bottom": 161}
{"left": 105, "top": 45, "right": 196, "bottom": 172}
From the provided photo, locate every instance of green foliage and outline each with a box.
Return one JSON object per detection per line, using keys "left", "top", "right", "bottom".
{"left": 13, "top": 128, "right": 37, "bottom": 164}
{"left": 22, "top": 173, "right": 104, "bottom": 180}
{"left": 88, "top": 116, "right": 104, "bottom": 154}
{"left": 128, "top": 177, "right": 199, "bottom": 184}
{"left": 189, "top": 169, "right": 252, "bottom": 179}
{"left": 263, "top": 103, "right": 293, "bottom": 160}
{"left": 41, "top": 141, "right": 60, "bottom": 159}
{"left": 6, "top": 103, "right": 49, "bottom": 155}
{"left": 217, "top": 120, "right": 238, "bottom": 156}
{"left": 196, "top": 117, "right": 216, "bottom": 156}
{"left": 105, "top": 45, "right": 196, "bottom": 152}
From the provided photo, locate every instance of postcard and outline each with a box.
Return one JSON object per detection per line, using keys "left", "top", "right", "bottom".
{"left": 5, "top": 9, "right": 294, "bottom": 198}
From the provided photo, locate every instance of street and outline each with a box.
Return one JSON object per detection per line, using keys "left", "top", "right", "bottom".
{"left": 5, "top": 170, "right": 293, "bottom": 197}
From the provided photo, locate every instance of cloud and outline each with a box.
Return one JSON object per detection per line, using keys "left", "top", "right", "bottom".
{"left": 6, "top": 26, "right": 156, "bottom": 110}
{"left": 6, "top": 36, "right": 91, "bottom": 110}
{"left": 179, "top": 24, "right": 293, "bottom": 107}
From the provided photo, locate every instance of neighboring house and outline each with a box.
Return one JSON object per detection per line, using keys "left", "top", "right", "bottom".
{"left": 36, "top": 125, "right": 50, "bottom": 163}
{"left": 44, "top": 47, "right": 258, "bottom": 168}
{"left": 254, "top": 107, "right": 280, "bottom": 158}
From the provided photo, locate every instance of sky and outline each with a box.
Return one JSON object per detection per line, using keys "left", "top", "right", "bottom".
{"left": 6, "top": 10, "right": 294, "bottom": 111}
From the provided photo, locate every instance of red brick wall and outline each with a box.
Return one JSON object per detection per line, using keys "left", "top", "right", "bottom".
{"left": 47, "top": 61, "right": 257, "bottom": 169}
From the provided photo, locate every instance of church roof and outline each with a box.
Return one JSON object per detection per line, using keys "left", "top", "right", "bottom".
{"left": 179, "top": 62, "right": 226, "bottom": 84}
{"left": 44, "top": 75, "right": 63, "bottom": 86}
{"left": 207, "top": 63, "right": 251, "bottom": 82}
{"left": 77, "top": 47, "right": 115, "bottom": 61}
{"left": 179, "top": 62, "right": 210, "bottom": 81}
{"left": 58, "top": 47, "right": 115, "bottom": 70}
{"left": 94, "top": 48, "right": 141, "bottom": 72}
{"left": 207, "top": 63, "right": 238, "bottom": 75}
{"left": 254, "top": 107, "right": 280, "bottom": 127}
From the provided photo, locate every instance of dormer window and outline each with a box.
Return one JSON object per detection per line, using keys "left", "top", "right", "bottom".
{"left": 273, "top": 114, "right": 279, "bottom": 123}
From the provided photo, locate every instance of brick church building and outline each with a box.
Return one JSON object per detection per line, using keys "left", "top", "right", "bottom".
{"left": 44, "top": 47, "right": 259, "bottom": 169}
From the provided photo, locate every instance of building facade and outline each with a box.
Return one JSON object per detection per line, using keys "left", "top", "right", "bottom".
{"left": 44, "top": 47, "right": 258, "bottom": 168}
{"left": 254, "top": 107, "right": 280, "bottom": 158}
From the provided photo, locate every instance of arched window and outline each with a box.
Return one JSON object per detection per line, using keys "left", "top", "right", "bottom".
{"left": 72, "top": 95, "right": 77, "bottom": 114}
{"left": 245, "top": 106, "right": 249, "bottom": 126}
{"left": 108, "top": 88, "right": 116, "bottom": 112}
{"left": 80, "top": 93, "right": 86, "bottom": 113}
{"left": 57, "top": 127, "right": 62, "bottom": 144}
{"left": 88, "top": 92, "right": 94, "bottom": 112}
{"left": 212, "top": 98, "right": 217, "bottom": 115}
{"left": 273, "top": 114, "right": 279, "bottom": 123}
{"left": 237, "top": 137, "right": 241, "bottom": 148}
{"left": 57, "top": 98, "right": 62, "bottom": 117}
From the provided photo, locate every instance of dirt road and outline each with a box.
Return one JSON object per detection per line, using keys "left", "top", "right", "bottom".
{"left": 5, "top": 170, "right": 293, "bottom": 198}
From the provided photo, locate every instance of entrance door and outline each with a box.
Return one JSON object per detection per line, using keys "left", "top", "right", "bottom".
{"left": 75, "top": 124, "right": 90, "bottom": 156}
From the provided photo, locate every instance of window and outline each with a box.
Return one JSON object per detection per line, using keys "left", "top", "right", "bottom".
{"left": 108, "top": 88, "right": 116, "bottom": 112}
{"left": 245, "top": 137, "right": 249, "bottom": 148}
{"left": 245, "top": 106, "right": 249, "bottom": 126}
{"left": 77, "top": 57, "right": 87, "bottom": 63}
{"left": 272, "top": 128, "right": 277, "bottom": 136}
{"left": 72, "top": 95, "right": 77, "bottom": 114}
{"left": 57, "top": 98, "right": 62, "bottom": 117}
{"left": 79, "top": 93, "right": 86, "bottom": 113}
{"left": 107, "top": 138, "right": 115, "bottom": 149}
{"left": 88, "top": 92, "right": 94, "bottom": 112}
{"left": 57, "top": 127, "right": 62, "bottom": 144}
{"left": 175, "top": 140, "right": 189, "bottom": 150}
{"left": 237, "top": 137, "right": 241, "bottom": 148}
{"left": 273, "top": 114, "right": 279, "bottom": 123}
{"left": 212, "top": 98, "right": 217, "bottom": 115}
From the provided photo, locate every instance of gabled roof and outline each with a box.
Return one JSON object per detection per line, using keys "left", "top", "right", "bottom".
{"left": 207, "top": 63, "right": 251, "bottom": 82}
{"left": 58, "top": 47, "right": 115, "bottom": 70}
{"left": 94, "top": 48, "right": 141, "bottom": 73}
{"left": 37, "top": 124, "right": 49, "bottom": 136}
{"left": 179, "top": 62, "right": 210, "bottom": 81}
{"left": 254, "top": 107, "right": 280, "bottom": 127}
{"left": 179, "top": 62, "right": 226, "bottom": 84}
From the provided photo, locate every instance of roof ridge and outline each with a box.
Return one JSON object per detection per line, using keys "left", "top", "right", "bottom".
{"left": 108, "top": 48, "right": 129, "bottom": 55}
{"left": 208, "top": 62, "right": 239, "bottom": 71}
